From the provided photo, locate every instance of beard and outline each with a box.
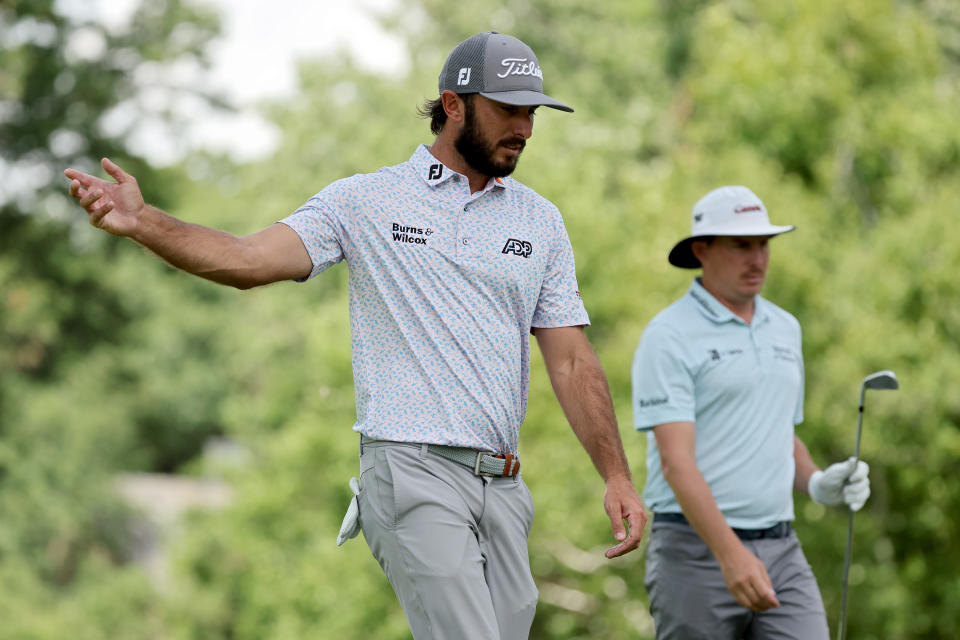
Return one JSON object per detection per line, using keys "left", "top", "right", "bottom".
{"left": 453, "top": 98, "right": 524, "bottom": 178}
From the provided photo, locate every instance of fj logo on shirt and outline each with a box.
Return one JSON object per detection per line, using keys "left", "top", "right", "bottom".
{"left": 502, "top": 238, "right": 533, "bottom": 258}
{"left": 427, "top": 164, "right": 443, "bottom": 180}
{"left": 392, "top": 223, "right": 428, "bottom": 245}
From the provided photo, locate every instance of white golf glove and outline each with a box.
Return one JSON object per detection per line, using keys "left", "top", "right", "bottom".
{"left": 808, "top": 457, "right": 871, "bottom": 511}
{"left": 336, "top": 477, "right": 362, "bottom": 546}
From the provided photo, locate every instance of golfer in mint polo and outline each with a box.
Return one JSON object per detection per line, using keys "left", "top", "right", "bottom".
{"left": 631, "top": 186, "right": 871, "bottom": 639}
{"left": 65, "top": 31, "right": 647, "bottom": 640}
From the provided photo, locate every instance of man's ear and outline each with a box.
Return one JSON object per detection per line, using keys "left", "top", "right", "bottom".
{"left": 691, "top": 240, "right": 709, "bottom": 264}
{"left": 441, "top": 90, "right": 467, "bottom": 124}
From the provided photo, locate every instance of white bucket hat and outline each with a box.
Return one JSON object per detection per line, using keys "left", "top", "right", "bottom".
{"left": 668, "top": 185, "right": 796, "bottom": 268}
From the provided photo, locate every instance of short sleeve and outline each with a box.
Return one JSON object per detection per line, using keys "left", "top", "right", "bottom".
{"left": 278, "top": 190, "right": 345, "bottom": 280}
{"left": 530, "top": 213, "right": 589, "bottom": 328}
{"left": 632, "top": 322, "right": 696, "bottom": 430}
{"left": 794, "top": 322, "right": 805, "bottom": 425}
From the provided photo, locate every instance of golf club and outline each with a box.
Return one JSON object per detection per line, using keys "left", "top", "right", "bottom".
{"left": 837, "top": 370, "right": 898, "bottom": 640}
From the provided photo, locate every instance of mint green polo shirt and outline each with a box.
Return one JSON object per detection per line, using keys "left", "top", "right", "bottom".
{"left": 632, "top": 278, "right": 804, "bottom": 529}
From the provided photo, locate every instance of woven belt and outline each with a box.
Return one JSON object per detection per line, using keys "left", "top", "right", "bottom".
{"left": 360, "top": 435, "right": 520, "bottom": 477}
{"left": 653, "top": 512, "right": 792, "bottom": 540}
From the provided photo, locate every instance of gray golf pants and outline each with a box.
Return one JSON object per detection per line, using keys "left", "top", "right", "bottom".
{"left": 645, "top": 521, "right": 830, "bottom": 640}
{"left": 357, "top": 439, "right": 538, "bottom": 639}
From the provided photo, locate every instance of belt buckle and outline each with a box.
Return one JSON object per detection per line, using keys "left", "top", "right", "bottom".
{"left": 474, "top": 451, "right": 520, "bottom": 477}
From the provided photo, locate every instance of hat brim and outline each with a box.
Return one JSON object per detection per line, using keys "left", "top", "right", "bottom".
{"left": 479, "top": 90, "right": 574, "bottom": 113}
{"left": 668, "top": 225, "right": 796, "bottom": 269}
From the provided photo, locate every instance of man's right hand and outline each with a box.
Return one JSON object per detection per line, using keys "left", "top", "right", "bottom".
{"left": 65, "top": 157, "right": 145, "bottom": 237}
{"left": 64, "top": 157, "right": 312, "bottom": 288}
{"left": 718, "top": 542, "right": 781, "bottom": 611}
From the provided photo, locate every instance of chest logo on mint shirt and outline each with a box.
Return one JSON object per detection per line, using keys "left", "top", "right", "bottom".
{"left": 502, "top": 238, "right": 533, "bottom": 258}
{"left": 705, "top": 348, "right": 744, "bottom": 362}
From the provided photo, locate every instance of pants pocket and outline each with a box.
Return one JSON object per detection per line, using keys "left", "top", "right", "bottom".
{"left": 358, "top": 446, "right": 399, "bottom": 530}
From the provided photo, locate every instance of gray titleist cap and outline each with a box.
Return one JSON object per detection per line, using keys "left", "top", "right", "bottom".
{"left": 438, "top": 31, "right": 573, "bottom": 112}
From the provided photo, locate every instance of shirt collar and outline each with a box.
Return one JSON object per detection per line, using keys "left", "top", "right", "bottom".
{"left": 410, "top": 144, "right": 509, "bottom": 192}
{"left": 686, "top": 277, "right": 769, "bottom": 326}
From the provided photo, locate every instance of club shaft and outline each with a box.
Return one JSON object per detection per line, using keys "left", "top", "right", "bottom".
{"left": 838, "top": 395, "right": 865, "bottom": 640}
{"left": 838, "top": 371, "right": 896, "bottom": 639}
{"left": 837, "top": 508, "right": 855, "bottom": 640}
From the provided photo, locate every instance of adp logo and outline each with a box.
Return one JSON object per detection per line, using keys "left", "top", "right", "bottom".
{"left": 502, "top": 238, "right": 533, "bottom": 258}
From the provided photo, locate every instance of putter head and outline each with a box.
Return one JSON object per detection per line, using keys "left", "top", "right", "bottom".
{"left": 862, "top": 370, "right": 899, "bottom": 391}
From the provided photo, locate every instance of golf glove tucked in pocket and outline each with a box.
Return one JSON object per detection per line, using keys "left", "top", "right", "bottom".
{"left": 336, "top": 477, "right": 361, "bottom": 546}
{"left": 808, "top": 457, "right": 871, "bottom": 511}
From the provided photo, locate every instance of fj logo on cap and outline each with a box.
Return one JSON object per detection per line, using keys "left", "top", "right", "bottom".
{"left": 457, "top": 67, "right": 471, "bottom": 86}
{"left": 428, "top": 164, "right": 443, "bottom": 180}
{"left": 502, "top": 238, "right": 533, "bottom": 258}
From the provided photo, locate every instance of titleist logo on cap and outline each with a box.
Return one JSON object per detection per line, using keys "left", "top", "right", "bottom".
{"left": 498, "top": 58, "right": 543, "bottom": 80}
{"left": 438, "top": 32, "right": 574, "bottom": 112}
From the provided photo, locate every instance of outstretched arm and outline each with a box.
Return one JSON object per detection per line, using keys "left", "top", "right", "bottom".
{"left": 535, "top": 325, "right": 648, "bottom": 558}
{"left": 65, "top": 157, "right": 312, "bottom": 288}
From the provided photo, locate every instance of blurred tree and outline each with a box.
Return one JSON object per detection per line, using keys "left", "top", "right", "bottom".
{"left": 0, "top": 0, "right": 220, "bottom": 385}
{"left": 161, "top": 1, "right": 959, "bottom": 638}
{"left": 3, "top": 0, "right": 958, "bottom": 638}
{"left": 0, "top": 1, "right": 234, "bottom": 638}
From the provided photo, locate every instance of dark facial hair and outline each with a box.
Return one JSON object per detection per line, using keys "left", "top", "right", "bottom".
{"left": 453, "top": 97, "right": 524, "bottom": 178}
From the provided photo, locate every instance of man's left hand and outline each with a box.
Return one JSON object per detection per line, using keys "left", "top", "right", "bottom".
{"left": 808, "top": 457, "right": 871, "bottom": 511}
{"left": 603, "top": 476, "right": 648, "bottom": 558}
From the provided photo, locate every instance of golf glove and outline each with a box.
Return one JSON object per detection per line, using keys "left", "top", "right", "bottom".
{"left": 336, "top": 477, "right": 361, "bottom": 546}
{"left": 808, "top": 457, "right": 871, "bottom": 511}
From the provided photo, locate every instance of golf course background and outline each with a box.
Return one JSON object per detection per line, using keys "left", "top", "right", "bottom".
{"left": 2, "top": 0, "right": 959, "bottom": 638}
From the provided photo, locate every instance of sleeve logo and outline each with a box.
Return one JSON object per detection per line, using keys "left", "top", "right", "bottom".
{"left": 638, "top": 396, "right": 668, "bottom": 408}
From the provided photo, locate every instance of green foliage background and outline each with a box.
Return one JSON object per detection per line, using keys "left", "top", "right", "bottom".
{"left": 3, "top": 0, "right": 959, "bottom": 638}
